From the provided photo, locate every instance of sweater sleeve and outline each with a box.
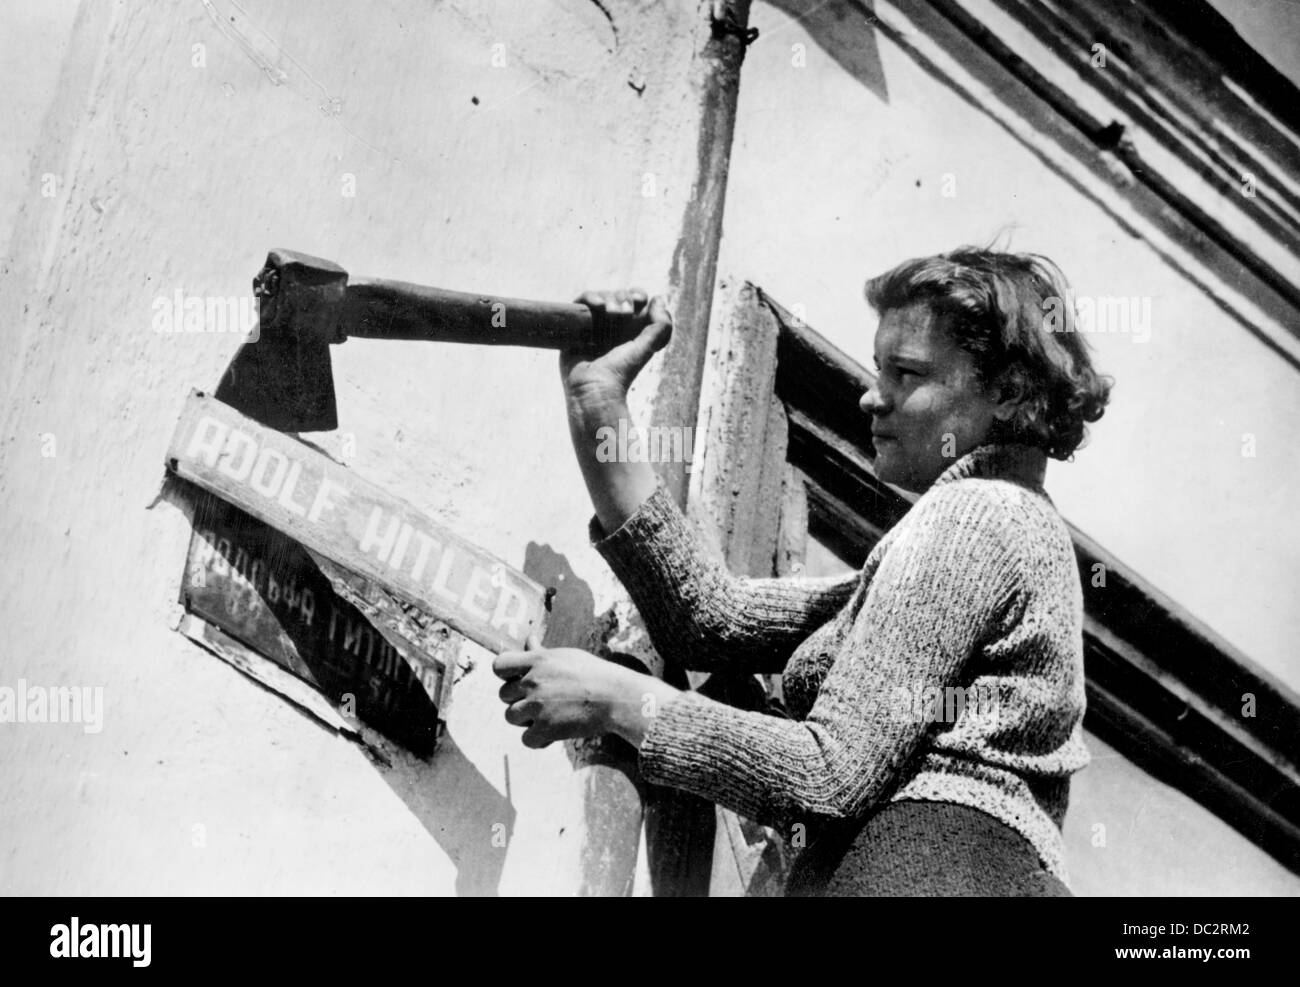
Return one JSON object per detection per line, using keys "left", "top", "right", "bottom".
{"left": 590, "top": 481, "right": 860, "bottom": 673}
{"left": 636, "top": 480, "right": 1025, "bottom": 834}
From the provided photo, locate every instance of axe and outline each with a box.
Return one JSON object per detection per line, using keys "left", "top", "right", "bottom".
{"left": 216, "top": 248, "right": 649, "bottom": 431}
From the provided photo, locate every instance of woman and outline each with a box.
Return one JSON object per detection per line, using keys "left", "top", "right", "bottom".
{"left": 493, "top": 247, "right": 1111, "bottom": 896}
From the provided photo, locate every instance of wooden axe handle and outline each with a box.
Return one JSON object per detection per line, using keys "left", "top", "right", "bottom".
{"left": 341, "top": 277, "right": 639, "bottom": 353}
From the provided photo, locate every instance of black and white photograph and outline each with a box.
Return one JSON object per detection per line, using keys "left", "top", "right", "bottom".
{"left": 0, "top": 0, "right": 1296, "bottom": 936}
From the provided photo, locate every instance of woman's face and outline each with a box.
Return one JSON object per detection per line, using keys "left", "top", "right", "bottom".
{"left": 860, "top": 301, "right": 1009, "bottom": 493}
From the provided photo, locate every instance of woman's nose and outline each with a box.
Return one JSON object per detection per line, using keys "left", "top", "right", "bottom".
{"left": 860, "top": 386, "right": 885, "bottom": 416}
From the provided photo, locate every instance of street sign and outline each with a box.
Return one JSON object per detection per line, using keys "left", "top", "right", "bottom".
{"left": 181, "top": 489, "right": 460, "bottom": 755}
{"left": 167, "top": 391, "right": 550, "bottom": 653}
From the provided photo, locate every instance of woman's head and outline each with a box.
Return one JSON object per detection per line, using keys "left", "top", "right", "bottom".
{"left": 859, "top": 246, "right": 1111, "bottom": 492}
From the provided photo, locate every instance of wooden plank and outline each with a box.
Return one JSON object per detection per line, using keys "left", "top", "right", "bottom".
{"left": 785, "top": 406, "right": 912, "bottom": 548}
{"left": 774, "top": 461, "right": 808, "bottom": 579}
{"left": 684, "top": 279, "right": 797, "bottom": 896}
{"left": 650, "top": 0, "right": 756, "bottom": 508}
{"left": 747, "top": 394, "right": 789, "bottom": 578}
{"left": 771, "top": 290, "right": 879, "bottom": 467}
{"left": 991, "top": 0, "right": 1300, "bottom": 247}
{"left": 689, "top": 279, "right": 783, "bottom": 572}
{"left": 1084, "top": 657, "right": 1300, "bottom": 874}
{"left": 166, "top": 391, "right": 548, "bottom": 653}
{"left": 865, "top": 0, "right": 1300, "bottom": 370}
{"left": 643, "top": 276, "right": 783, "bottom": 895}
{"left": 1073, "top": 531, "right": 1300, "bottom": 776}
{"left": 926, "top": 0, "right": 1300, "bottom": 319}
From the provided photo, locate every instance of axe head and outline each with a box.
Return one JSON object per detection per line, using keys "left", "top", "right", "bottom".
{"left": 214, "top": 249, "right": 348, "bottom": 432}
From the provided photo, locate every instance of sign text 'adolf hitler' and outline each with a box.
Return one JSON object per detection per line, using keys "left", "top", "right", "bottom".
{"left": 166, "top": 392, "right": 549, "bottom": 653}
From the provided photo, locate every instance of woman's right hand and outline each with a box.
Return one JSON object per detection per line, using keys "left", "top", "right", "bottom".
{"left": 562, "top": 290, "right": 673, "bottom": 415}
{"left": 562, "top": 289, "right": 672, "bottom": 535}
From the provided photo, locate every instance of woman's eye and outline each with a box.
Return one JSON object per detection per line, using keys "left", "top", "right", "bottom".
{"left": 875, "top": 362, "right": 920, "bottom": 379}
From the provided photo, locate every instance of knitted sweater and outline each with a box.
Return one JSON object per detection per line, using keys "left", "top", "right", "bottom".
{"left": 589, "top": 442, "right": 1090, "bottom": 885}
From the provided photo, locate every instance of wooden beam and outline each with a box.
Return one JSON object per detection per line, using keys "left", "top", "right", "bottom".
{"left": 654, "top": 0, "right": 757, "bottom": 507}
{"left": 690, "top": 280, "right": 783, "bottom": 575}
{"left": 925, "top": 0, "right": 1300, "bottom": 324}
{"left": 668, "top": 278, "right": 798, "bottom": 896}
{"left": 857, "top": 0, "right": 1300, "bottom": 369}
{"left": 988, "top": 0, "right": 1300, "bottom": 251}
{"left": 775, "top": 459, "right": 809, "bottom": 579}
{"left": 629, "top": 0, "right": 757, "bottom": 899}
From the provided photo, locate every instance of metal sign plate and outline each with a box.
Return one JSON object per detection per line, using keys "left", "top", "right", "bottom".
{"left": 167, "top": 391, "right": 549, "bottom": 653}
{"left": 181, "top": 490, "right": 462, "bottom": 756}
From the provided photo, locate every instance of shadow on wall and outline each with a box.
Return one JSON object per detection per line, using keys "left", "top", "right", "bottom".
{"left": 766, "top": 0, "right": 889, "bottom": 104}
{"left": 528, "top": 541, "right": 597, "bottom": 653}
{"left": 153, "top": 472, "right": 517, "bottom": 894}
{"left": 373, "top": 542, "right": 646, "bottom": 896}
{"left": 526, "top": 540, "right": 646, "bottom": 897}
{"left": 166, "top": 448, "right": 647, "bottom": 892}
{"left": 360, "top": 537, "right": 603, "bottom": 898}
{"left": 378, "top": 733, "right": 516, "bottom": 897}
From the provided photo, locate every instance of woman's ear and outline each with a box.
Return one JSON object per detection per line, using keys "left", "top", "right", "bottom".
{"left": 991, "top": 368, "right": 1027, "bottom": 422}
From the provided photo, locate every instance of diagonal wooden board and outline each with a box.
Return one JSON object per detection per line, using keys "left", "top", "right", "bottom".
{"left": 166, "top": 391, "right": 549, "bottom": 653}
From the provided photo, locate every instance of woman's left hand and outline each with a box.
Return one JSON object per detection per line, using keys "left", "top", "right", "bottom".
{"left": 493, "top": 637, "right": 628, "bottom": 748}
{"left": 492, "top": 637, "right": 680, "bottom": 749}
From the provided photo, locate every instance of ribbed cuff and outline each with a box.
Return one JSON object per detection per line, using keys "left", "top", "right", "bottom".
{"left": 637, "top": 689, "right": 739, "bottom": 793}
{"left": 587, "top": 480, "right": 679, "bottom": 552}
{"left": 587, "top": 481, "right": 697, "bottom": 608}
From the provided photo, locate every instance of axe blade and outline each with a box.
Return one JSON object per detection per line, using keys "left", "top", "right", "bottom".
{"left": 214, "top": 323, "right": 338, "bottom": 432}
{"left": 213, "top": 249, "right": 345, "bottom": 432}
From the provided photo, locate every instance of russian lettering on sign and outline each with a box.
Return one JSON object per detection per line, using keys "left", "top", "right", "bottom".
{"left": 181, "top": 490, "right": 459, "bottom": 755}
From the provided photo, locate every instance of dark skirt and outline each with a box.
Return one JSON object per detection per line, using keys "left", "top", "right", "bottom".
{"left": 785, "top": 799, "right": 1073, "bottom": 897}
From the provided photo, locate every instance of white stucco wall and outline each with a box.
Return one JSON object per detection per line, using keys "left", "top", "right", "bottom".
{"left": 0, "top": 0, "right": 721, "bottom": 895}
{"left": 0, "top": 1, "right": 80, "bottom": 267}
